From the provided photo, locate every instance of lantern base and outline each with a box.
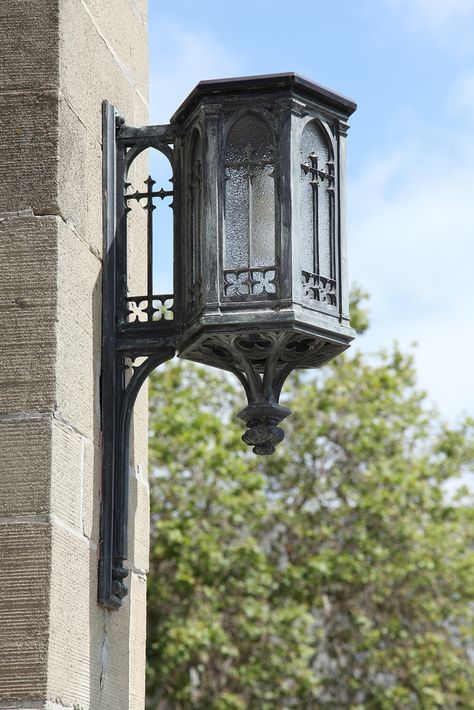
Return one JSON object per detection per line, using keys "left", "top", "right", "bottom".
{"left": 179, "top": 322, "right": 353, "bottom": 455}
{"left": 238, "top": 402, "right": 290, "bottom": 455}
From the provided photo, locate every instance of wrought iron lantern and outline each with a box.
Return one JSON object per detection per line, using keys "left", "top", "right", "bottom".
{"left": 100, "top": 73, "right": 356, "bottom": 608}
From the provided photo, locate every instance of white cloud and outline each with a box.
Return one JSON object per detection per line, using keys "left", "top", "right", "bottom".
{"left": 349, "top": 87, "right": 474, "bottom": 420}
{"left": 149, "top": 19, "right": 242, "bottom": 124}
{"left": 449, "top": 70, "right": 474, "bottom": 122}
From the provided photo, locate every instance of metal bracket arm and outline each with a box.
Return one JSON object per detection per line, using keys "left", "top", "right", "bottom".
{"left": 98, "top": 101, "right": 179, "bottom": 609}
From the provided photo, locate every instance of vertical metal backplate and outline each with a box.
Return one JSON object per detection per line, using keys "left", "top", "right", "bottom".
{"left": 99, "top": 101, "right": 119, "bottom": 608}
{"left": 99, "top": 102, "right": 177, "bottom": 609}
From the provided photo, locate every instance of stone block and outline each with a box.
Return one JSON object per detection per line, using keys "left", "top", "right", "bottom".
{"left": 46, "top": 523, "right": 140, "bottom": 709}
{"left": 126, "top": 150, "right": 150, "bottom": 300}
{"left": 91, "top": 570, "right": 147, "bottom": 709}
{"left": 129, "top": 571, "right": 148, "bottom": 707}
{"left": 96, "top": 605, "right": 131, "bottom": 710}
{"left": 81, "top": 439, "right": 101, "bottom": 542}
{"left": 57, "top": 97, "right": 149, "bottom": 260}
{"left": 131, "top": 381, "right": 150, "bottom": 459}
{"left": 55, "top": 220, "right": 102, "bottom": 439}
{"left": 0, "top": 522, "right": 51, "bottom": 701}
{"left": 0, "top": 91, "right": 59, "bottom": 215}
{"left": 57, "top": 96, "right": 103, "bottom": 256}
{"left": 50, "top": 419, "right": 99, "bottom": 539}
{"left": 130, "top": 0, "right": 148, "bottom": 22}
{"left": 0, "top": 416, "right": 52, "bottom": 517}
{"left": 128, "top": 463, "right": 150, "bottom": 576}
{"left": 47, "top": 523, "right": 96, "bottom": 708}
{"left": 80, "top": 0, "right": 148, "bottom": 100}
{"left": 0, "top": 215, "right": 57, "bottom": 415}
{"left": 128, "top": 380, "right": 150, "bottom": 576}
{"left": 0, "top": 0, "right": 59, "bottom": 93}
{"left": 59, "top": 0, "right": 148, "bottom": 143}
{"left": 47, "top": 469, "right": 146, "bottom": 710}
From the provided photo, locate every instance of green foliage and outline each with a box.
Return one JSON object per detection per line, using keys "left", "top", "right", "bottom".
{"left": 349, "top": 284, "right": 370, "bottom": 335}
{"left": 146, "top": 314, "right": 474, "bottom": 708}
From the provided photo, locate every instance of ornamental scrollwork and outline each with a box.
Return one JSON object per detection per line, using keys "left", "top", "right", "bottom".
{"left": 182, "top": 329, "right": 346, "bottom": 455}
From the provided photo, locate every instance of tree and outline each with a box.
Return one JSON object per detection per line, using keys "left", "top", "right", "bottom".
{"left": 146, "top": 301, "right": 474, "bottom": 709}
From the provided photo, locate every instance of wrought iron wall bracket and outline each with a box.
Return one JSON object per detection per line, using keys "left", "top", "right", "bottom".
{"left": 99, "top": 102, "right": 179, "bottom": 609}
{"left": 98, "top": 74, "right": 356, "bottom": 609}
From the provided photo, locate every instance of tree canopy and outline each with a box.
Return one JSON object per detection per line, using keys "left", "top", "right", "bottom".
{"left": 146, "top": 301, "right": 474, "bottom": 709}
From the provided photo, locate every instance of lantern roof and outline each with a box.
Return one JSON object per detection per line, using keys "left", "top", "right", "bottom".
{"left": 171, "top": 72, "right": 357, "bottom": 124}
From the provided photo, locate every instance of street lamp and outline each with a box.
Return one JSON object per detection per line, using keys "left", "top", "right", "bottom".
{"left": 100, "top": 73, "right": 356, "bottom": 608}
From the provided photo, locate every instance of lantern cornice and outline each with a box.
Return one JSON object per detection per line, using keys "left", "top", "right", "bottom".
{"left": 171, "top": 72, "right": 357, "bottom": 124}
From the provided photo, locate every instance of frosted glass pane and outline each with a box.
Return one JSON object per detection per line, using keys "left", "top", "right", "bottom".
{"left": 225, "top": 166, "right": 249, "bottom": 269}
{"left": 224, "top": 114, "right": 275, "bottom": 275}
{"left": 318, "top": 185, "right": 331, "bottom": 278}
{"left": 300, "top": 121, "right": 334, "bottom": 280}
{"left": 225, "top": 114, "right": 273, "bottom": 163}
{"left": 251, "top": 164, "right": 275, "bottom": 267}
{"left": 300, "top": 166, "right": 314, "bottom": 273}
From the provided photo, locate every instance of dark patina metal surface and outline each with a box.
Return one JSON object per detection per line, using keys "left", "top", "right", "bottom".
{"left": 99, "top": 74, "right": 356, "bottom": 608}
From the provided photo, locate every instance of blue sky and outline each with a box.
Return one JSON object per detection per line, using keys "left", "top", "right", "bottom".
{"left": 147, "top": 0, "right": 474, "bottom": 421}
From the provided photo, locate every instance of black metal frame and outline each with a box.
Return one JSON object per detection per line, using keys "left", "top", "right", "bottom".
{"left": 98, "top": 76, "right": 356, "bottom": 608}
{"left": 99, "top": 102, "right": 179, "bottom": 609}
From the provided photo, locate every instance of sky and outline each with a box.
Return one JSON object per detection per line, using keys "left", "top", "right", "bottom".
{"left": 146, "top": 0, "right": 474, "bottom": 423}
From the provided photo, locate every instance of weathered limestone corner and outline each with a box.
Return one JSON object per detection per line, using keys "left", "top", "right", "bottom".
{"left": 0, "top": 1, "right": 150, "bottom": 707}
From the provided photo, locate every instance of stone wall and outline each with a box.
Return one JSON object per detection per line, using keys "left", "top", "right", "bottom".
{"left": 0, "top": 1, "right": 149, "bottom": 707}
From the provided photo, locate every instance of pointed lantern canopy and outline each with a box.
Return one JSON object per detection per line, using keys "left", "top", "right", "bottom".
{"left": 172, "top": 73, "right": 357, "bottom": 454}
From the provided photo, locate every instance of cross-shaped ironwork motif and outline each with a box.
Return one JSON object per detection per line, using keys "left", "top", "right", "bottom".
{"left": 125, "top": 176, "right": 174, "bottom": 320}
{"left": 301, "top": 153, "right": 334, "bottom": 186}
{"left": 301, "top": 154, "right": 334, "bottom": 277}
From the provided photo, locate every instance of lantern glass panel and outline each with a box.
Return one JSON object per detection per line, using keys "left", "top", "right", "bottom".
{"left": 300, "top": 121, "right": 335, "bottom": 287}
{"left": 224, "top": 166, "right": 249, "bottom": 270}
{"left": 224, "top": 114, "right": 275, "bottom": 275}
